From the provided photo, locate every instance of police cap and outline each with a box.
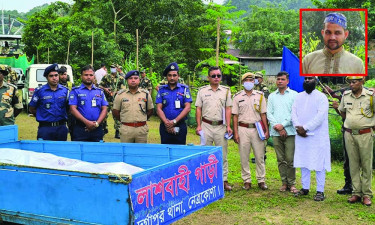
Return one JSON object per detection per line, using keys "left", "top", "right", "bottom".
{"left": 125, "top": 70, "right": 140, "bottom": 79}
{"left": 346, "top": 76, "right": 364, "bottom": 81}
{"left": 241, "top": 72, "right": 255, "bottom": 82}
{"left": 163, "top": 62, "right": 179, "bottom": 77}
{"left": 43, "top": 63, "right": 59, "bottom": 77}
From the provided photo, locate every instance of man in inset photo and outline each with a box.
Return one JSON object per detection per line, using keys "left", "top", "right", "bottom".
{"left": 302, "top": 12, "right": 365, "bottom": 74}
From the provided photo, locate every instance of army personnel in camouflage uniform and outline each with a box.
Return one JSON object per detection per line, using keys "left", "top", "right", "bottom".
{"left": 334, "top": 76, "right": 375, "bottom": 206}
{"left": 139, "top": 70, "right": 152, "bottom": 93}
{"left": 195, "top": 66, "right": 233, "bottom": 191}
{"left": 99, "top": 64, "right": 126, "bottom": 138}
{"left": 113, "top": 70, "right": 154, "bottom": 143}
{"left": 6, "top": 66, "right": 18, "bottom": 86}
{"left": 254, "top": 72, "right": 269, "bottom": 99}
{"left": 0, "top": 65, "right": 23, "bottom": 126}
{"left": 58, "top": 66, "right": 75, "bottom": 91}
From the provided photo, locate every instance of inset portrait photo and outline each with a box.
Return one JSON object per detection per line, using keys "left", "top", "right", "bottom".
{"left": 300, "top": 9, "right": 368, "bottom": 76}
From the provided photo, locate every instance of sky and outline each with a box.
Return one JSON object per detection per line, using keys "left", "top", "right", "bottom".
{"left": 1, "top": 0, "right": 224, "bottom": 13}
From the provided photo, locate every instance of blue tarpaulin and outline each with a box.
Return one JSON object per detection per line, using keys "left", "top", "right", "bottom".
{"left": 281, "top": 46, "right": 304, "bottom": 92}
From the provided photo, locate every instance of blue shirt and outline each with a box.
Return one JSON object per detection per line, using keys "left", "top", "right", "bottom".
{"left": 29, "top": 84, "right": 69, "bottom": 122}
{"left": 155, "top": 83, "right": 192, "bottom": 120}
{"left": 69, "top": 84, "right": 108, "bottom": 121}
{"left": 267, "top": 88, "right": 298, "bottom": 136}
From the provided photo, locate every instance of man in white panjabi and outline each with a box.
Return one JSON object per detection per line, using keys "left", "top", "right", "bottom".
{"left": 292, "top": 76, "right": 331, "bottom": 201}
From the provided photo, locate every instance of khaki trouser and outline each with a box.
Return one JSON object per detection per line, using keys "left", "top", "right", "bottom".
{"left": 119, "top": 124, "right": 148, "bottom": 143}
{"left": 344, "top": 131, "right": 373, "bottom": 198}
{"left": 273, "top": 135, "right": 296, "bottom": 186}
{"left": 202, "top": 122, "right": 228, "bottom": 181}
{"left": 238, "top": 126, "right": 265, "bottom": 183}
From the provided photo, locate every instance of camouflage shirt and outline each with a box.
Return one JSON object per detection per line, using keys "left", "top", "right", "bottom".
{"left": 99, "top": 74, "right": 126, "bottom": 101}
{"left": 0, "top": 82, "right": 23, "bottom": 126}
{"left": 139, "top": 76, "right": 152, "bottom": 91}
{"left": 7, "top": 70, "right": 18, "bottom": 85}
{"left": 254, "top": 83, "right": 269, "bottom": 98}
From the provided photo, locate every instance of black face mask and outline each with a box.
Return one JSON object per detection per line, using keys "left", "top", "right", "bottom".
{"left": 303, "top": 81, "right": 316, "bottom": 94}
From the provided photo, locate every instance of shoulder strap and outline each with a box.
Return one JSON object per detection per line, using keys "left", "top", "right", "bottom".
{"left": 145, "top": 91, "right": 148, "bottom": 112}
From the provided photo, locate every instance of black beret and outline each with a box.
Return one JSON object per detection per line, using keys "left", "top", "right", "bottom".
{"left": 44, "top": 63, "right": 59, "bottom": 77}
{"left": 163, "top": 62, "right": 179, "bottom": 77}
{"left": 125, "top": 70, "right": 139, "bottom": 79}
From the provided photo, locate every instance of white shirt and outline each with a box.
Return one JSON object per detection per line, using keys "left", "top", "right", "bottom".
{"left": 95, "top": 68, "right": 107, "bottom": 84}
{"left": 292, "top": 90, "right": 331, "bottom": 171}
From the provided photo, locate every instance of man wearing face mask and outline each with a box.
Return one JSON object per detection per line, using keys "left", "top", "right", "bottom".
{"left": 254, "top": 72, "right": 269, "bottom": 98}
{"left": 195, "top": 66, "right": 233, "bottom": 191}
{"left": 303, "top": 13, "right": 364, "bottom": 74}
{"left": 292, "top": 76, "right": 331, "bottom": 201}
{"left": 99, "top": 64, "right": 126, "bottom": 138}
{"left": 232, "top": 72, "right": 269, "bottom": 191}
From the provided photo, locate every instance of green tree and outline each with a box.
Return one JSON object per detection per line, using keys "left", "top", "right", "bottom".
{"left": 312, "top": 0, "right": 374, "bottom": 39}
{"left": 233, "top": 5, "right": 299, "bottom": 56}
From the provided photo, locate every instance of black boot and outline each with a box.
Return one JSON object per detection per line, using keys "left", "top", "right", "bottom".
{"left": 115, "top": 130, "right": 120, "bottom": 139}
{"left": 337, "top": 183, "right": 352, "bottom": 195}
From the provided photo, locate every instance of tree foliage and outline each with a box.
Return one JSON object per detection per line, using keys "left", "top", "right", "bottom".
{"left": 233, "top": 5, "right": 299, "bottom": 56}
{"left": 312, "top": 0, "right": 374, "bottom": 39}
{"left": 224, "top": 0, "right": 314, "bottom": 12}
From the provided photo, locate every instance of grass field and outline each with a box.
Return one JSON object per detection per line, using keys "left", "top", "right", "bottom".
{"left": 15, "top": 112, "right": 375, "bottom": 225}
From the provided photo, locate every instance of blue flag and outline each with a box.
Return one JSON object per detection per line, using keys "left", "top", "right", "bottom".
{"left": 281, "top": 46, "right": 304, "bottom": 92}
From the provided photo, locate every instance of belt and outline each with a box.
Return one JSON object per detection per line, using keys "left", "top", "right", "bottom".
{"left": 39, "top": 120, "right": 67, "bottom": 127}
{"left": 344, "top": 127, "right": 372, "bottom": 135}
{"left": 238, "top": 122, "right": 255, "bottom": 128}
{"left": 122, "top": 121, "right": 146, "bottom": 127}
{"left": 202, "top": 117, "right": 223, "bottom": 126}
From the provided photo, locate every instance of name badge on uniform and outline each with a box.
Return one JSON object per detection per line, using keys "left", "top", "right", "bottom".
{"left": 80, "top": 100, "right": 85, "bottom": 105}
{"left": 92, "top": 98, "right": 96, "bottom": 107}
{"left": 175, "top": 99, "right": 181, "bottom": 109}
{"left": 45, "top": 103, "right": 51, "bottom": 109}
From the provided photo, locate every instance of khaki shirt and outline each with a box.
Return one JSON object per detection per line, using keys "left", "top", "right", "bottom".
{"left": 113, "top": 89, "right": 154, "bottom": 123}
{"left": 232, "top": 90, "right": 267, "bottom": 123}
{"left": 338, "top": 88, "right": 375, "bottom": 129}
{"left": 195, "top": 85, "right": 232, "bottom": 121}
{"left": 303, "top": 48, "right": 365, "bottom": 74}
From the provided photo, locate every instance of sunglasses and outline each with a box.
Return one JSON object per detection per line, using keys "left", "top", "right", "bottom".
{"left": 210, "top": 74, "right": 222, "bottom": 78}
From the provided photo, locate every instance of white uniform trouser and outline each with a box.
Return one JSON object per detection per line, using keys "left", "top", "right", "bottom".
{"left": 301, "top": 167, "right": 326, "bottom": 192}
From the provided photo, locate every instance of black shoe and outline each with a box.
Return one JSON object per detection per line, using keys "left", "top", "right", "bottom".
{"left": 314, "top": 192, "right": 325, "bottom": 201}
{"left": 115, "top": 130, "right": 120, "bottom": 139}
{"left": 103, "top": 128, "right": 109, "bottom": 134}
{"left": 294, "top": 188, "right": 309, "bottom": 197}
{"left": 337, "top": 186, "right": 352, "bottom": 195}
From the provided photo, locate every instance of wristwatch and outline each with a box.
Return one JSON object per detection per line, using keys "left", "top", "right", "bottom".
{"left": 173, "top": 119, "right": 177, "bottom": 124}
{"left": 95, "top": 121, "right": 99, "bottom": 128}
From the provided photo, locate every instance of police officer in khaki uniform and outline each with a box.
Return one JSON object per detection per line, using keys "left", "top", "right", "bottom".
{"left": 113, "top": 70, "right": 153, "bottom": 143}
{"left": 0, "top": 65, "right": 22, "bottom": 126}
{"left": 334, "top": 76, "right": 375, "bottom": 206}
{"left": 233, "top": 72, "right": 269, "bottom": 190}
{"left": 195, "top": 66, "right": 233, "bottom": 191}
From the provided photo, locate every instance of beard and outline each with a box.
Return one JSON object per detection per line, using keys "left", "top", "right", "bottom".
{"left": 82, "top": 79, "right": 92, "bottom": 85}
{"left": 325, "top": 40, "right": 342, "bottom": 51}
{"left": 303, "top": 82, "right": 316, "bottom": 94}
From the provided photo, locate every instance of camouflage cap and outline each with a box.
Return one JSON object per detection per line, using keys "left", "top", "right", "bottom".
{"left": 110, "top": 64, "right": 117, "bottom": 68}
{"left": 0, "top": 65, "right": 9, "bottom": 76}
{"left": 254, "top": 72, "right": 264, "bottom": 78}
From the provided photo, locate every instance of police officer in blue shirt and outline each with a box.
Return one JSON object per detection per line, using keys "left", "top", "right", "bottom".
{"left": 29, "top": 63, "right": 69, "bottom": 141}
{"left": 69, "top": 65, "right": 108, "bottom": 142}
{"left": 156, "top": 62, "right": 192, "bottom": 144}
